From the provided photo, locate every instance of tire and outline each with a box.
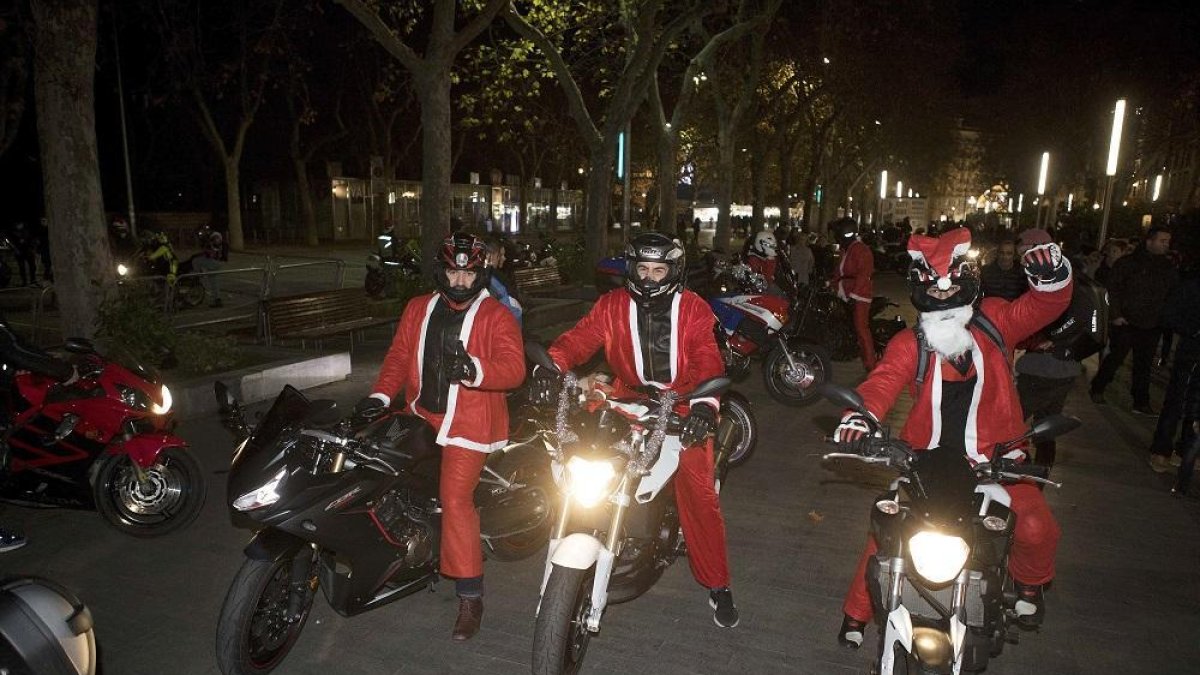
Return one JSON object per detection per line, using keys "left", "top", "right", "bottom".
{"left": 175, "top": 279, "right": 207, "bottom": 309}
{"left": 481, "top": 448, "right": 554, "bottom": 562}
{"left": 532, "top": 564, "right": 596, "bottom": 675}
{"left": 215, "top": 555, "right": 317, "bottom": 675}
{"left": 720, "top": 395, "right": 757, "bottom": 468}
{"left": 762, "top": 343, "right": 832, "bottom": 407}
{"left": 94, "top": 448, "right": 206, "bottom": 537}
{"left": 364, "top": 268, "right": 386, "bottom": 299}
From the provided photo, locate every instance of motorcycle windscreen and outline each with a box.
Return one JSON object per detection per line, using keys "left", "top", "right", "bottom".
{"left": 905, "top": 446, "right": 978, "bottom": 528}
{"left": 228, "top": 386, "right": 315, "bottom": 492}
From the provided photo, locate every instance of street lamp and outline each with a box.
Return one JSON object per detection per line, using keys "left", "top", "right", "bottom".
{"left": 1153, "top": 173, "right": 1163, "bottom": 202}
{"left": 895, "top": 181, "right": 903, "bottom": 199}
{"left": 1036, "top": 152, "right": 1050, "bottom": 227}
{"left": 1099, "top": 98, "right": 1126, "bottom": 243}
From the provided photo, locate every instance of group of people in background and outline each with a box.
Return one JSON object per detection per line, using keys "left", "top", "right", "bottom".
{"left": 1, "top": 220, "right": 53, "bottom": 287}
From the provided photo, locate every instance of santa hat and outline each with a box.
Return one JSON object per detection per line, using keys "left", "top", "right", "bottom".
{"left": 907, "top": 228, "right": 972, "bottom": 285}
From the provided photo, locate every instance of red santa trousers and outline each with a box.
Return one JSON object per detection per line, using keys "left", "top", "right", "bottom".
{"left": 852, "top": 300, "right": 877, "bottom": 371}
{"left": 678, "top": 438, "right": 731, "bottom": 589}
{"left": 439, "top": 444, "right": 488, "bottom": 579}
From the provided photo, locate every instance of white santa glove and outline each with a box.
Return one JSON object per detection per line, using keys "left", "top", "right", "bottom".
{"left": 832, "top": 412, "right": 874, "bottom": 445}
{"left": 1021, "top": 243, "right": 1070, "bottom": 290}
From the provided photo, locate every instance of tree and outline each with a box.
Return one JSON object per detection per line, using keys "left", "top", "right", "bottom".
{"left": 334, "top": 0, "right": 508, "bottom": 273}
{"left": 504, "top": 0, "right": 711, "bottom": 262}
{"left": 0, "top": 2, "right": 28, "bottom": 160}
{"left": 30, "top": 0, "right": 112, "bottom": 338}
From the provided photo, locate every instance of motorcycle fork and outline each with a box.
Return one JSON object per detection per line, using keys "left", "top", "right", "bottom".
{"left": 286, "top": 546, "right": 318, "bottom": 621}
{"left": 775, "top": 335, "right": 800, "bottom": 370}
{"left": 586, "top": 475, "right": 633, "bottom": 632}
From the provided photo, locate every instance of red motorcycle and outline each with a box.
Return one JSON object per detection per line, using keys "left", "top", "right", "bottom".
{"left": 0, "top": 339, "right": 206, "bottom": 536}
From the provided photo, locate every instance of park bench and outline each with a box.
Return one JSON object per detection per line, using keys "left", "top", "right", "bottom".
{"left": 261, "top": 287, "right": 396, "bottom": 351}
{"left": 512, "top": 266, "right": 565, "bottom": 297}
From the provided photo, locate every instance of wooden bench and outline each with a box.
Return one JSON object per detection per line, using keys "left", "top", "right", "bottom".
{"left": 512, "top": 266, "right": 564, "bottom": 297}
{"left": 261, "top": 288, "right": 397, "bottom": 350}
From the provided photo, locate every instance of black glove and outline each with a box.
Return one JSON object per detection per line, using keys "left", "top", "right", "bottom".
{"left": 355, "top": 396, "right": 386, "bottom": 418}
{"left": 528, "top": 365, "right": 559, "bottom": 405}
{"left": 680, "top": 403, "right": 718, "bottom": 447}
{"left": 1021, "top": 243, "right": 1070, "bottom": 288}
{"left": 446, "top": 340, "right": 478, "bottom": 384}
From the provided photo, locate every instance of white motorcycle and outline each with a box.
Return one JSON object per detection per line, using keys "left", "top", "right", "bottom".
{"left": 525, "top": 344, "right": 730, "bottom": 675}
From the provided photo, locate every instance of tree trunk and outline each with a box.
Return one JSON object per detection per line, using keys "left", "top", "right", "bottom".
{"left": 415, "top": 70, "right": 453, "bottom": 274}
{"left": 656, "top": 132, "right": 678, "bottom": 239}
{"left": 294, "top": 157, "right": 319, "bottom": 246}
{"left": 583, "top": 140, "right": 615, "bottom": 262}
{"left": 31, "top": 0, "right": 110, "bottom": 339}
{"left": 778, "top": 149, "right": 792, "bottom": 225}
{"left": 751, "top": 148, "right": 767, "bottom": 232}
{"left": 223, "top": 159, "right": 244, "bottom": 248}
{"left": 715, "top": 132, "right": 735, "bottom": 252}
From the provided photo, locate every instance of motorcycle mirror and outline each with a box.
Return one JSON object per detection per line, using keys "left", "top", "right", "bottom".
{"left": 1028, "top": 414, "right": 1081, "bottom": 442}
{"left": 818, "top": 383, "right": 870, "bottom": 415}
{"left": 213, "top": 380, "right": 239, "bottom": 414}
{"left": 63, "top": 338, "right": 96, "bottom": 355}
{"left": 687, "top": 376, "right": 731, "bottom": 400}
{"left": 524, "top": 342, "right": 560, "bottom": 375}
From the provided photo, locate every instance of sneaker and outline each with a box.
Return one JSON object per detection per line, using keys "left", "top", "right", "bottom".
{"left": 1149, "top": 454, "right": 1173, "bottom": 473}
{"left": 1089, "top": 389, "right": 1107, "bottom": 405}
{"left": 837, "top": 614, "right": 866, "bottom": 648}
{"left": 709, "top": 587, "right": 739, "bottom": 628}
{"left": 0, "top": 528, "right": 27, "bottom": 553}
{"left": 1131, "top": 405, "right": 1159, "bottom": 417}
{"left": 1014, "top": 582, "right": 1045, "bottom": 628}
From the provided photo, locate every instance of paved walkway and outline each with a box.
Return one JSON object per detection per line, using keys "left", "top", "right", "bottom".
{"left": 0, "top": 274, "right": 1197, "bottom": 674}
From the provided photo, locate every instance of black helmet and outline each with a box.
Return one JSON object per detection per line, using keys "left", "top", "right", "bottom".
{"left": 906, "top": 229, "right": 980, "bottom": 313}
{"left": 435, "top": 232, "right": 490, "bottom": 304}
{"left": 830, "top": 218, "right": 859, "bottom": 245}
{"left": 624, "top": 232, "right": 686, "bottom": 304}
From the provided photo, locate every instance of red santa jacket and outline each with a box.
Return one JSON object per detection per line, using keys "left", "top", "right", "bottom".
{"left": 549, "top": 288, "right": 724, "bottom": 412}
{"left": 857, "top": 280, "right": 1072, "bottom": 465}
{"left": 370, "top": 291, "right": 525, "bottom": 452}
{"left": 832, "top": 239, "right": 874, "bottom": 302}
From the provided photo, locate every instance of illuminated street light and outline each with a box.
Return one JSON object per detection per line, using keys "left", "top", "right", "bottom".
{"left": 880, "top": 171, "right": 888, "bottom": 200}
{"left": 907, "top": 189, "right": 913, "bottom": 198}
{"left": 896, "top": 181, "right": 903, "bottom": 198}
{"left": 1018, "top": 193, "right": 1024, "bottom": 213}
{"left": 1100, "top": 98, "right": 1127, "bottom": 243}
{"left": 1067, "top": 193, "right": 1074, "bottom": 212}
{"left": 1036, "top": 152, "right": 1050, "bottom": 226}
{"left": 1153, "top": 174, "right": 1163, "bottom": 201}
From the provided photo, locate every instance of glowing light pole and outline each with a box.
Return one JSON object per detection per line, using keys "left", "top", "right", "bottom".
{"left": 1099, "top": 98, "right": 1126, "bottom": 244}
{"left": 1036, "top": 152, "right": 1050, "bottom": 227}
{"left": 878, "top": 170, "right": 888, "bottom": 225}
{"left": 1153, "top": 174, "right": 1163, "bottom": 202}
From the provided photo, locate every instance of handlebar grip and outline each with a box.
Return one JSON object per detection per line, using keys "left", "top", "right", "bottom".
{"left": 994, "top": 458, "right": 1050, "bottom": 479}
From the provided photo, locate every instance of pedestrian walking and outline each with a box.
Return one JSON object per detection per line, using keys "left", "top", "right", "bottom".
{"left": 1089, "top": 226, "right": 1178, "bottom": 415}
{"left": 1149, "top": 273, "right": 1200, "bottom": 472}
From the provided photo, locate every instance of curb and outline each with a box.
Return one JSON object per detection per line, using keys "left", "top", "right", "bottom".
{"left": 167, "top": 350, "right": 352, "bottom": 420}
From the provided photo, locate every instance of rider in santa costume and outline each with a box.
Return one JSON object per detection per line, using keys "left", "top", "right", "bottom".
{"left": 360, "top": 232, "right": 525, "bottom": 642}
{"left": 544, "top": 232, "right": 740, "bottom": 628}
{"left": 832, "top": 227, "right": 1072, "bottom": 648}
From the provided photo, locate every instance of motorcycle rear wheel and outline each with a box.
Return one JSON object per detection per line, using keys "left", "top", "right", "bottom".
{"left": 762, "top": 343, "right": 832, "bottom": 407}
{"left": 94, "top": 449, "right": 206, "bottom": 537}
{"left": 482, "top": 447, "right": 553, "bottom": 562}
{"left": 175, "top": 279, "right": 207, "bottom": 309}
{"left": 215, "top": 555, "right": 317, "bottom": 675}
{"left": 532, "top": 564, "right": 596, "bottom": 675}
{"left": 720, "top": 395, "right": 758, "bottom": 469}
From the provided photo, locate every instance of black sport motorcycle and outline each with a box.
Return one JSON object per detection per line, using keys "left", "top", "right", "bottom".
{"left": 820, "top": 384, "right": 1078, "bottom": 675}
{"left": 211, "top": 382, "right": 554, "bottom": 675}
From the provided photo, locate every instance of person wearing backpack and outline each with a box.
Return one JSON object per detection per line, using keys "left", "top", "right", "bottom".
{"left": 832, "top": 227, "right": 1073, "bottom": 647}
{"left": 1013, "top": 229, "right": 1105, "bottom": 469}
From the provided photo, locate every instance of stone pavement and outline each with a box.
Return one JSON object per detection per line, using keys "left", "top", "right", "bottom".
{"left": 1, "top": 274, "right": 1198, "bottom": 674}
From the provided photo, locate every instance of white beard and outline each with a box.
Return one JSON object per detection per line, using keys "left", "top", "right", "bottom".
{"left": 919, "top": 305, "right": 975, "bottom": 360}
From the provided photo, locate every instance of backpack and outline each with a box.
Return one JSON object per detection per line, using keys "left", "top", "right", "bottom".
{"left": 914, "top": 311, "right": 1006, "bottom": 385}
{"left": 1046, "top": 274, "right": 1108, "bottom": 361}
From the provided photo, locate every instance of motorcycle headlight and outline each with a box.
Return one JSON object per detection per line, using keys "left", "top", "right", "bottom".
{"left": 232, "top": 468, "right": 287, "bottom": 512}
{"left": 565, "top": 456, "right": 619, "bottom": 508}
{"left": 117, "top": 263, "right": 129, "bottom": 277}
{"left": 151, "top": 385, "right": 172, "bottom": 415}
{"left": 908, "top": 531, "right": 970, "bottom": 584}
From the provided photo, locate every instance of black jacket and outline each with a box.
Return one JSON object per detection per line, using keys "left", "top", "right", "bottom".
{"left": 980, "top": 262, "right": 1027, "bottom": 301}
{"left": 1107, "top": 248, "right": 1179, "bottom": 329}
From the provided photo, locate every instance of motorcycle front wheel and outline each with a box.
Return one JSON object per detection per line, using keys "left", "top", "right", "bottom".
{"left": 719, "top": 394, "right": 757, "bottom": 469}
{"left": 94, "top": 448, "right": 206, "bottom": 536}
{"left": 215, "top": 554, "right": 318, "bottom": 675}
{"left": 762, "top": 343, "right": 832, "bottom": 407}
{"left": 532, "top": 564, "right": 596, "bottom": 675}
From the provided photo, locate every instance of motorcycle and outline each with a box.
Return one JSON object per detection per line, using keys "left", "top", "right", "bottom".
{"left": 0, "top": 339, "right": 205, "bottom": 536}
{"left": 705, "top": 256, "right": 834, "bottom": 407}
{"left": 795, "top": 284, "right": 907, "bottom": 363}
{"left": 212, "top": 382, "right": 554, "bottom": 675}
{"left": 525, "top": 344, "right": 731, "bottom": 675}
{"left": 115, "top": 250, "right": 207, "bottom": 310}
{"left": 819, "top": 384, "right": 1078, "bottom": 675}
{"left": 364, "top": 232, "right": 422, "bottom": 299}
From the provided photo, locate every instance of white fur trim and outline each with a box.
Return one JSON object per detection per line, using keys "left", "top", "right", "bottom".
{"left": 370, "top": 393, "right": 391, "bottom": 407}
{"left": 964, "top": 339, "right": 987, "bottom": 464}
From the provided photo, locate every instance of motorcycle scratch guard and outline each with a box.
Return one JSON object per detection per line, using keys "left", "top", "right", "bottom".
{"left": 635, "top": 437, "right": 681, "bottom": 503}
{"left": 113, "top": 433, "right": 186, "bottom": 468}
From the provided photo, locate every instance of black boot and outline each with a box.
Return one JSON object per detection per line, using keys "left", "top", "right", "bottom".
{"left": 837, "top": 614, "right": 867, "bottom": 648}
{"left": 1014, "top": 582, "right": 1045, "bottom": 628}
